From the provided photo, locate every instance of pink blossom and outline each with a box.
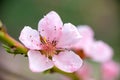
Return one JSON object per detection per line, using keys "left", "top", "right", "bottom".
{"left": 73, "top": 25, "right": 113, "bottom": 63}
{"left": 19, "top": 11, "right": 83, "bottom": 73}
{"left": 90, "top": 40, "right": 113, "bottom": 62}
{"left": 73, "top": 25, "right": 94, "bottom": 58}
{"left": 101, "top": 60, "right": 120, "bottom": 80}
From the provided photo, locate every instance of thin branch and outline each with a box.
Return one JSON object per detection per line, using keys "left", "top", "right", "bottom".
{"left": 0, "top": 20, "right": 28, "bottom": 55}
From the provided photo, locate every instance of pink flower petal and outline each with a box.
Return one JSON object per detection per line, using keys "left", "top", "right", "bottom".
{"left": 77, "top": 25, "right": 94, "bottom": 39}
{"left": 28, "top": 50, "right": 54, "bottom": 72}
{"left": 73, "top": 25, "right": 94, "bottom": 57}
{"left": 19, "top": 26, "right": 41, "bottom": 50}
{"left": 91, "top": 41, "right": 113, "bottom": 62}
{"left": 53, "top": 50, "right": 83, "bottom": 73}
{"left": 101, "top": 61, "right": 120, "bottom": 80}
{"left": 38, "top": 11, "right": 63, "bottom": 42}
{"left": 56, "top": 23, "right": 82, "bottom": 49}
{"left": 73, "top": 38, "right": 94, "bottom": 57}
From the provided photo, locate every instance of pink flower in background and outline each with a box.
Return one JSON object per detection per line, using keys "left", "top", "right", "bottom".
{"left": 19, "top": 11, "right": 83, "bottom": 73}
{"left": 73, "top": 25, "right": 113, "bottom": 63}
{"left": 73, "top": 25, "right": 94, "bottom": 57}
{"left": 90, "top": 40, "right": 113, "bottom": 62}
{"left": 101, "top": 60, "right": 120, "bottom": 80}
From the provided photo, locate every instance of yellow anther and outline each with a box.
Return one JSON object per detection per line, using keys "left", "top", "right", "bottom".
{"left": 40, "top": 35, "right": 47, "bottom": 44}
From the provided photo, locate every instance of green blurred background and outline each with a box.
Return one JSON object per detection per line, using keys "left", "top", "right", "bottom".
{"left": 0, "top": 0, "right": 120, "bottom": 80}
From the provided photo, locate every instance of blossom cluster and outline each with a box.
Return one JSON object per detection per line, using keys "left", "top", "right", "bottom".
{"left": 73, "top": 25, "right": 120, "bottom": 80}
{"left": 19, "top": 11, "right": 119, "bottom": 80}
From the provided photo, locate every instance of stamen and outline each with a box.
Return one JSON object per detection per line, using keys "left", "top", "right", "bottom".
{"left": 52, "top": 40, "right": 57, "bottom": 46}
{"left": 40, "top": 35, "right": 47, "bottom": 44}
{"left": 40, "top": 36, "right": 64, "bottom": 59}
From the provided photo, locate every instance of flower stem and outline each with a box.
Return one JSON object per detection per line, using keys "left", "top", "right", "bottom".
{"left": 0, "top": 21, "right": 28, "bottom": 55}
{"left": 51, "top": 67, "right": 80, "bottom": 80}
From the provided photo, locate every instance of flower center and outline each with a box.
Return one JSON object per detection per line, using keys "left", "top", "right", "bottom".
{"left": 42, "top": 42, "right": 56, "bottom": 57}
{"left": 40, "top": 36, "right": 57, "bottom": 58}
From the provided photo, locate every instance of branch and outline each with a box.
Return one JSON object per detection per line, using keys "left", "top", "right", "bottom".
{"left": 0, "top": 20, "right": 28, "bottom": 55}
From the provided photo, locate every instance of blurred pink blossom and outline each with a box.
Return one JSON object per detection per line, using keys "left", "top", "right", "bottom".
{"left": 19, "top": 11, "right": 83, "bottom": 73}
{"left": 73, "top": 25, "right": 94, "bottom": 58}
{"left": 90, "top": 40, "right": 113, "bottom": 62}
{"left": 101, "top": 60, "right": 120, "bottom": 80}
{"left": 73, "top": 25, "right": 113, "bottom": 63}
